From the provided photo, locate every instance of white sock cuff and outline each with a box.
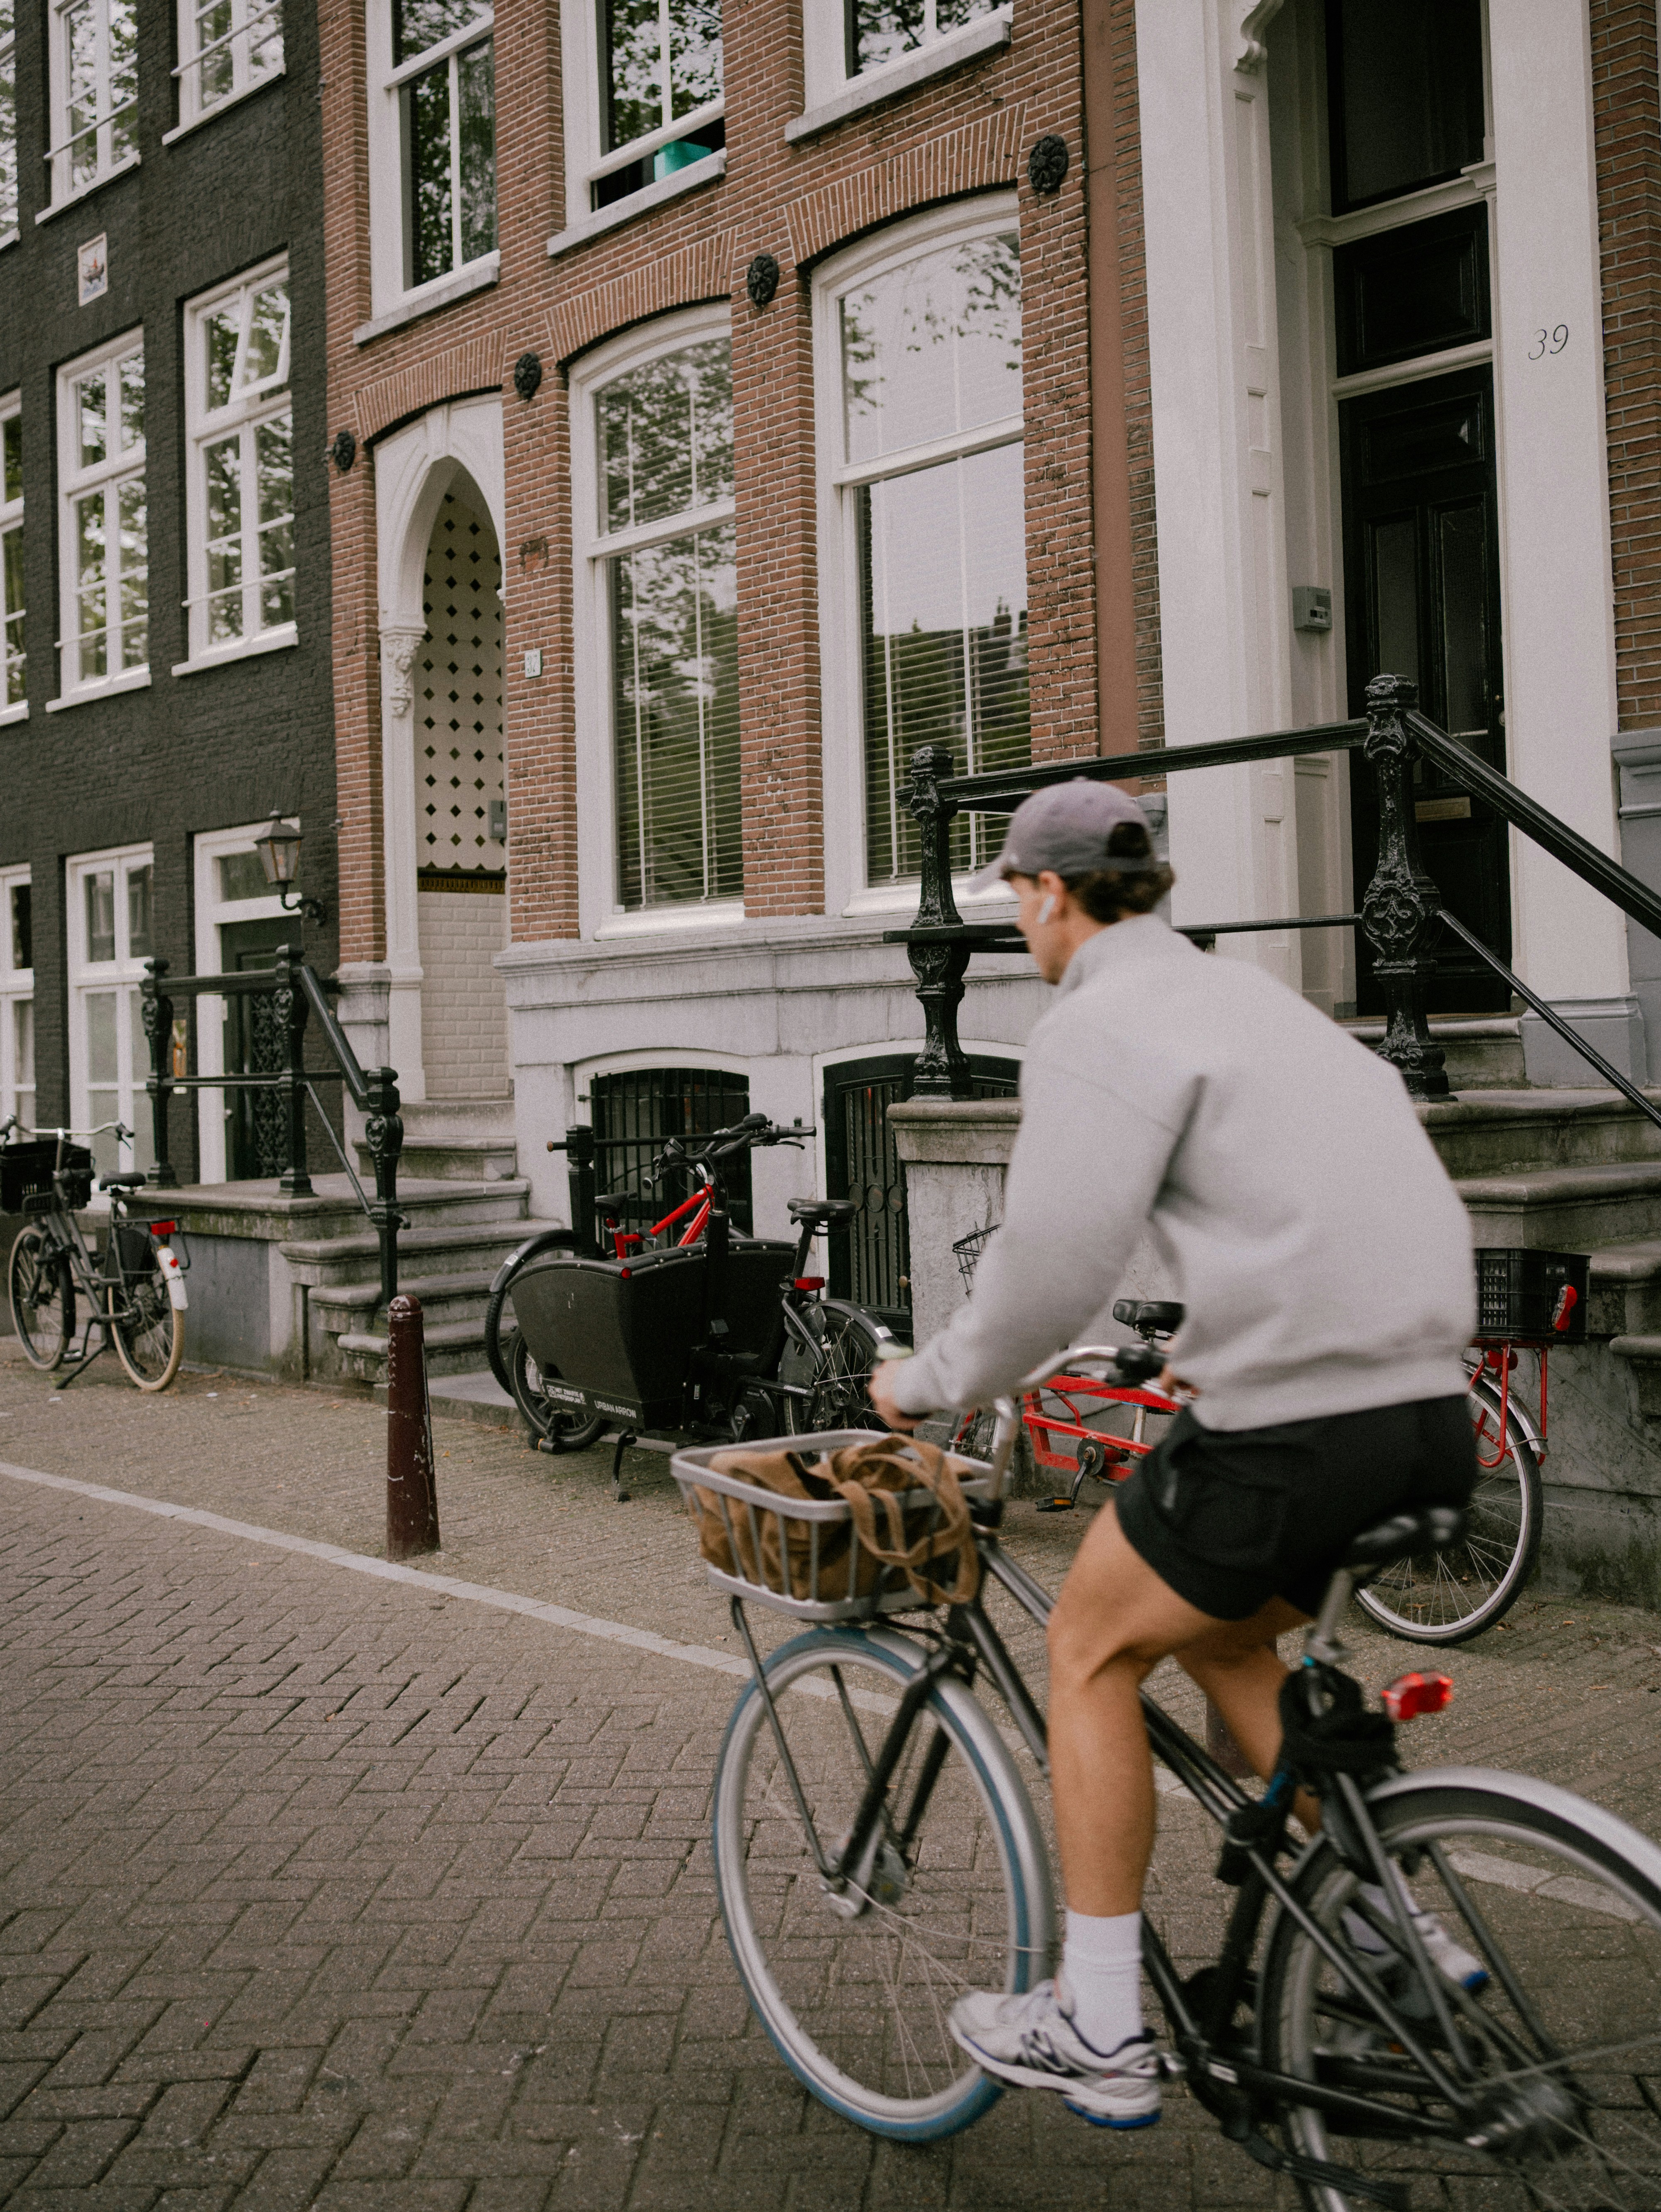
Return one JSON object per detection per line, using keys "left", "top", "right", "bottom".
{"left": 1063, "top": 1907, "right": 1142, "bottom": 1967}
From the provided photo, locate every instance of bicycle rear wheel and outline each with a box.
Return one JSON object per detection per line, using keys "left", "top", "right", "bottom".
{"left": 1356, "top": 1370, "right": 1541, "bottom": 1643}
{"left": 8, "top": 1226, "right": 73, "bottom": 1369}
{"left": 112, "top": 1256, "right": 184, "bottom": 1390}
{"left": 783, "top": 1306, "right": 887, "bottom": 1433}
{"left": 1259, "top": 1773, "right": 1661, "bottom": 2211}
{"left": 712, "top": 1625, "right": 1054, "bottom": 2141}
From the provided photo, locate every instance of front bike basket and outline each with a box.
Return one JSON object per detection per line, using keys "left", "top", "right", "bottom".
{"left": 952, "top": 1223, "right": 997, "bottom": 1294}
{"left": 671, "top": 1431, "right": 991, "bottom": 1623}
{"left": 1, "top": 1140, "right": 93, "bottom": 1214}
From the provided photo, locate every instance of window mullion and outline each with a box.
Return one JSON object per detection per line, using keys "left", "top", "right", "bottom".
{"left": 448, "top": 47, "right": 463, "bottom": 269}
{"left": 241, "top": 421, "right": 258, "bottom": 640}
{"left": 657, "top": 0, "right": 672, "bottom": 132}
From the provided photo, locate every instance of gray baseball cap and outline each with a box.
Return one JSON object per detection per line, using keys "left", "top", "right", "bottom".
{"left": 968, "top": 779, "right": 1160, "bottom": 893}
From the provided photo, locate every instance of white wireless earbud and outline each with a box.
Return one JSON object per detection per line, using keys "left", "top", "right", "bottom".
{"left": 1036, "top": 894, "right": 1057, "bottom": 926}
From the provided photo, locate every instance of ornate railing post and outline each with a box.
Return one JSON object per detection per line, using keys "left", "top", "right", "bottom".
{"left": 274, "top": 944, "right": 314, "bottom": 1195}
{"left": 139, "top": 959, "right": 178, "bottom": 1185}
{"left": 364, "top": 1066, "right": 406, "bottom": 1307}
{"left": 1360, "top": 673, "right": 1451, "bottom": 1102}
{"left": 905, "top": 743, "right": 973, "bottom": 1100}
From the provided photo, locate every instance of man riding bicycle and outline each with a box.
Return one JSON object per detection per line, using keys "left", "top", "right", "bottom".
{"left": 866, "top": 781, "right": 1478, "bottom": 2130}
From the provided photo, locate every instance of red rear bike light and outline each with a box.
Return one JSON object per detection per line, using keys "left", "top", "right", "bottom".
{"left": 1381, "top": 1671, "right": 1454, "bottom": 1723}
{"left": 1553, "top": 1282, "right": 1579, "bottom": 1332}
{"left": 794, "top": 1276, "right": 826, "bottom": 1292}
{"left": 148, "top": 1221, "right": 177, "bottom": 1237}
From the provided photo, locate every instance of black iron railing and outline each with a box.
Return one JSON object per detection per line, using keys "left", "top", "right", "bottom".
{"left": 139, "top": 945, "right": 407, "bottom": 1305}
{"left": 887, "top": 671, "right": 1661, "bottom": 1128}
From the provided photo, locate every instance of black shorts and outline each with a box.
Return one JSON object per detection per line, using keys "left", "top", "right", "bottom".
{"left": 1113, "top": 1395, "right": 1476, "bottom": 1622}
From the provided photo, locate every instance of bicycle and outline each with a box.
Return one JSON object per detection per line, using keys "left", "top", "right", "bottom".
{"left": 2, "top": 1118, "right": 188, "bottom": 1391}
{"left": 673, "top": 1345, "right": 1661, "bottom": 2205}
{"left": 506, "top": 1113, "right": 903, "bottom": 1480}
{"left": 952, "top": 1258, "right": 1542, "bottom": 1645}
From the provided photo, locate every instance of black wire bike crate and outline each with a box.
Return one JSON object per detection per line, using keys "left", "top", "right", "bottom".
{"left": 1473, "top": 1248, "right": 1589, "bottom": 1345}
{"left": 0, "top": 1139, "right": 93, "bottom": 1214}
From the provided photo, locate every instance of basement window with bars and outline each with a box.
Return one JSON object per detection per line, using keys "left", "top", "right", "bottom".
{"left": 1, "top": 396, "right": 22, "bottom": 711}
{"left": 183, "top": 262, "right": 294, "bottom": 666}
{"left": 56, "top": 328, "right": 147, "bottom": 700}
{"left": 393, "top": 0, "right": 494, "bottom": 289}
{"left": 818, "top": 206, "right": 1028, "bottom": 889}
{"left": 588, "top": 1065, "right": 752, "bottom": 1233}
{"left": 585, "top": 326, "right": 740, "bottom": 917}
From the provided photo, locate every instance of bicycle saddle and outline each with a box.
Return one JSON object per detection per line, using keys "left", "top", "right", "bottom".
{"left": 1111, "top": 1298, "right": 1186, "bottom": 1340}
{"left": 788, "top": 1199, "right": 860, "bottom": 1227}
{"left": 99, "top": 1174, "right": 148, "bottom": 1191}
{"left": 1341, "top": 1506, "right": 1467, "bottom": 1576}
{"left": 595, "top": 1191, "right": 635, "bottom": 1215}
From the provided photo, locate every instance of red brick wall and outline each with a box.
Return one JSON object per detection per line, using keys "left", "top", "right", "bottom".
{"left": 1109, "top": 0, "right": 1162, "bottom": 749}
{"left": 321, "top": 0, "right": 1122, "bottom": 959}
{"left": 1592, "top": 0, "right": 1661, "bottom": 733}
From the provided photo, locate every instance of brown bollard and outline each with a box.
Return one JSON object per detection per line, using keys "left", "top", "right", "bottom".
{"left": 386, "top": 1294, "right": 440, "bottom": 1560}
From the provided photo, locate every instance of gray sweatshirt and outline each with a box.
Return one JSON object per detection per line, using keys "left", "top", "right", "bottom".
{"left": 892, "top": 913, "right": 1474, "bottom": 1430}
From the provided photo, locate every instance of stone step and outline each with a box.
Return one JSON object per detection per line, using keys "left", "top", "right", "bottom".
{"left": 353, "top": 1096, "right": 517, "bottom": 1183}
{"left": 1457, "top": 1160, "right": 1661, "bottom": 1250}
{"left": 280, "top": 1216, "right": 549, "bottom": 1287}
{"left": 1345, "top": 1013, "right": 1525, "bottom": 1089}
{"left": 310, "top": 1268, "right": 497, "bottom": 1328}
{"left": 335, "top": 1317, "right": 488, "bottom": 1381}
{"left": 1422, "top": 1091, "right": 1661, "bottom": 1180}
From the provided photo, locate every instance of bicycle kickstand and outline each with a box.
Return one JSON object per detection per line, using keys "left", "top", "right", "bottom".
{"left": 611, "top": 1431, "right": 635, "bottom": 1504}
{"left": 55, "top": 1320, "right": 112, "bottom": 1390}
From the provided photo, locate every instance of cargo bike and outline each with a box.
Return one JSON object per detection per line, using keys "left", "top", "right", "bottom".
{"left": 503, "top": 1111, "right": 909, "bottom": 1495}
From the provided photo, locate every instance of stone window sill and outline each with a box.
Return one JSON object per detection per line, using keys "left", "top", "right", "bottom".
{"left": 355, "top": 253, "right": 500, "bottom": 346}
{"left": 35, "top": 153, "right": 140, "bottom": 224}
{"left": 0, "top": 700, "right": 28, "bottom": 727}
{"left": 45, "top": 667, "right": 152, "bottom": 711}
{"left": 162, "top": 68, "right": 286, "bottom": 146}
{"left": 548, "top": 150, "right": 726, "bottom": 260}
{"left": 171, "top": 624, "right": 297, "bottom": 678}
{"left": 787, "top": 11, "right": 1012, "bottom": 144}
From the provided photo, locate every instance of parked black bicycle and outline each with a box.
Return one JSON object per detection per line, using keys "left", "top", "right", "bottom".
{"left": 676, "top": 1343, "right": 1661, "bottom": 2206}
{"left": 2, "top": 1117, "right": 188, "bottom": 1391}
{"left": 503, "top": 1113, "right": 906, "bottom": 1483}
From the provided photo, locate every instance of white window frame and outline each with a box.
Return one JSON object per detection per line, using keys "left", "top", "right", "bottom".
{"left": 170, "top": 0, "right": 285, "bottom": 138}
{"left": 45, "top": 0, "right": 139, "bottom": 209}
{"left": 811, "top": 195, "right": 1025, "bottom": 919}
{"left": 0, "top": 390, "right": 24, "bottom": 724}
{"left": 0, "top": 0, "right": 19, "bottom": 243}
{"left": 559, "top": 0, "right": 724, "bottom": 236}
{"left": 0, "top": 865, "right": 33, "bottom": 1136}
{"left": 66, "top": 841, "right": 154, "bottom": 1184}
{"left": 567, "top": 303, "right": 743, "bottom": 941}
{"left": 801, "top": 0, "right": 1009, "bottom": 117}
{"left": 192, "top": 820, "right": 290, "bottom": 1184}
{"left": 54, "top": 325, "right": 148, "bottom": 709}
{"left": 179, "top": 257, "right": 296, "bottom": 673}
{"left": 364, "top": 0, "right": 497, "bottom": 325}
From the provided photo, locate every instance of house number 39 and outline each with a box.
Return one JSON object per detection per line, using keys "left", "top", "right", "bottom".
{"left": 1529, "top": 325, "right": 1570, "bottom": 358}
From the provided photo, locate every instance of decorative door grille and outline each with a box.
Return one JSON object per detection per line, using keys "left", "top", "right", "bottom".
{"left": 589, "top": 1066, "right": 753, "bottom": 1234}
{"left": 419, "top": 488, "right": 505, "bottom": 878}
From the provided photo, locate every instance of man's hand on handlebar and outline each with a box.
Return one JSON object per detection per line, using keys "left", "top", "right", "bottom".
{"left": 867, "top": 1355, "right": 917, "bottom": 1433}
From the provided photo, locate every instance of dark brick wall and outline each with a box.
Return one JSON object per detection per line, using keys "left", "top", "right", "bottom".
{"left": 0, "top": 0, "right": 332, "bottom": 1175}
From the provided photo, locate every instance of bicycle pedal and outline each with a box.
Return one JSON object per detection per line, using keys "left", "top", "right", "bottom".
{"left": 1036, "top": 1495, "right": 1076, "bottom": 1514}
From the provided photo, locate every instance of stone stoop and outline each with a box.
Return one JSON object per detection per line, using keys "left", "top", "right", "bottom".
{"left": 1344, "top": 1013, "right": 1525, "bottom": 1089}
{"left": 352, "top": 1095, "right": 517, "bottom": 1183}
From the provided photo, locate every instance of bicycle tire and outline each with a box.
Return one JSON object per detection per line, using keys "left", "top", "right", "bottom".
{"left": 1356, "top": 1369, "right": 1541, "bottom": 1644}
{"left": 7, "top": 1226, "right": 73, "bottom": 1370}
{"left": 1258, "top": 1769, "right": 1661, "bottom": 2212}
{"left": 783, "top": 1304, "right": 889, "bottom": 1433}
{"left": 484, "top": 1230, "right": 577, "bottom": 1395}
{"left": 507, "top": 1329, "right": 607, "bottom": 1452}
{"left": 712, "top": 1625, "right": 1055, "bottom": 2141}
{"left": 111, "top": 1254, "right": 184, "bottom": 1392}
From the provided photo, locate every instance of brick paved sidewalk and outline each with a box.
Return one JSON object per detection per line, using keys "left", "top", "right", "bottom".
{"left": 4, "top": 1356, "right": 1661, "bottom": 2208}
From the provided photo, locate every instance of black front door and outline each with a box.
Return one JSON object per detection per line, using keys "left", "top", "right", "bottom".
{"left": 1340, "top": 365, "right": 1509, "bottom": 1013}
{"left": 823, "top": 1054, "right": 1019, "bottom": 1317}
{"left": 220, "top": 918, "right": 291, "bottom": 1179}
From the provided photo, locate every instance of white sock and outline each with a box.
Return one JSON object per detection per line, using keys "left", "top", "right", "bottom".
{"left": 1062, "top": 1908, "right": 1144, "bottom": 2055}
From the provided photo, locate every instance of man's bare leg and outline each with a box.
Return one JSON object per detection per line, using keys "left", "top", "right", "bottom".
{"left": 1046, "top": 1505, "right": 1312, "bottom": 1914}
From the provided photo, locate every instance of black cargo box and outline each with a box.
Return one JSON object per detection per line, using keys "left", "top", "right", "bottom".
{"left": 512, "top": 1238, "right": 796, "bottom": 1429}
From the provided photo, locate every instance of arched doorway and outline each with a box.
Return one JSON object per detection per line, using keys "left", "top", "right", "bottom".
{"left": 414, "top": 482, "right": 508, "bottom": 1098}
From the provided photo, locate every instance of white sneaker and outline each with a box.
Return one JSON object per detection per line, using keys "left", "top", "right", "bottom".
{"left": 1345, "top": 1880, "right": 1489, "bottom": 1993}
{"left": 948, "top": 1974, "right": 1163, "bottom": 2129}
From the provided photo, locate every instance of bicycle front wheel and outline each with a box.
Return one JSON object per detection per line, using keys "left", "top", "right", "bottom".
{"left": 508, "top": 1331, "right": 607, "bottom": 1452}
{"left": 713, "top": 1625, "right": 1054, "bottom": 2141}
{"left": 111, "top": 1257, "right": 184, "bottom": 1391}
{"left": 8, "top": 1226, "right": 73, "bottom": 1369}
{"left": 1259, "top": 1771, "right": 1661, "bottom": 2211}
{"left": 1356, "top": 1369, "right": 1541, "bottom": 1644}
